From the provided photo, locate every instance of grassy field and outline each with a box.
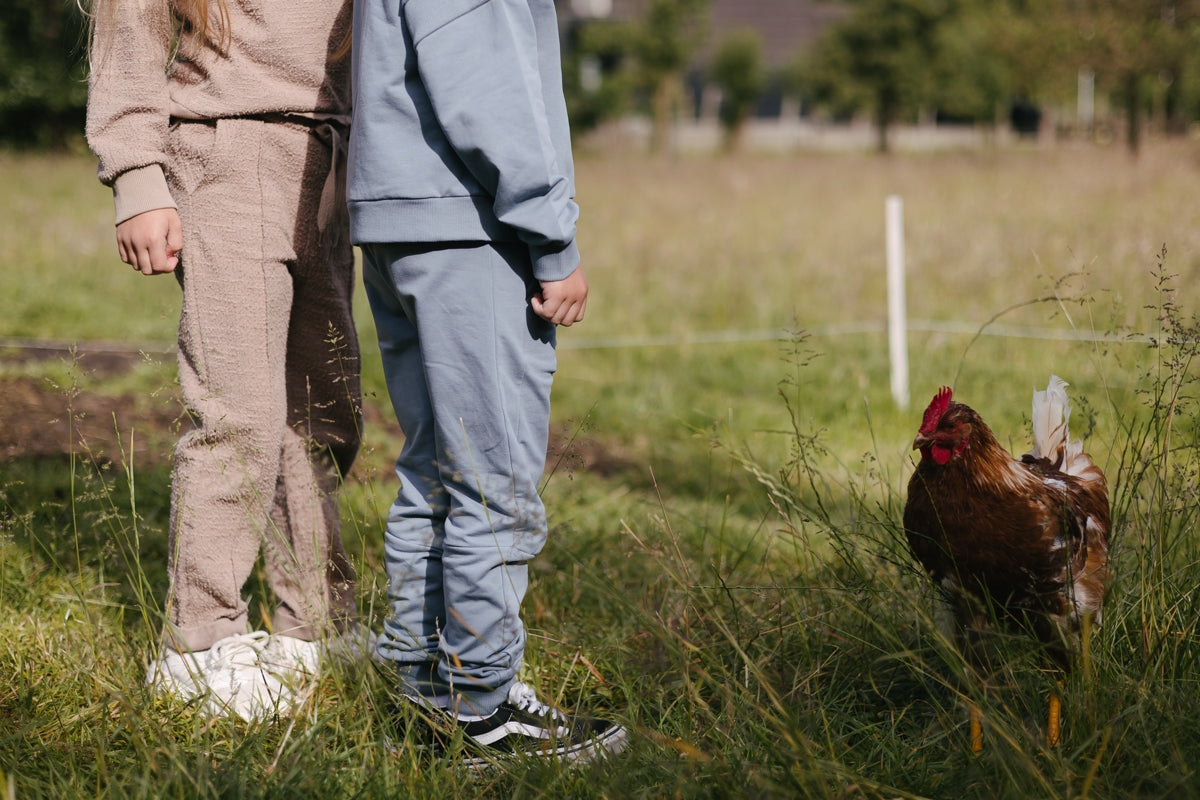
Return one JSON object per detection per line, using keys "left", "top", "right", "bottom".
{"left": 2, "top": 139, "right": 1200, "bottom": 798}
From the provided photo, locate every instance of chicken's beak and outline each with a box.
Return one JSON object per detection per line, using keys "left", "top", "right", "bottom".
{"left": 912, "top": 433, "right": 930, "bottom": 450}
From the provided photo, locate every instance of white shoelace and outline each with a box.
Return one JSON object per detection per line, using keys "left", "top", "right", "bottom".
{"left": 508, "top": 682, "right": 567, "bottom": 723}
{"left": 205, "top": 631, "right": 271, "bottom": 669}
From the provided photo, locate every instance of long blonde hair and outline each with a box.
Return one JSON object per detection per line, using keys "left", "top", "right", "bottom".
{"left": 80, "top": 0, "right": 232, "bottom": 67}
{"left": 172, "top": 0, "right": 234, "bottom": 56}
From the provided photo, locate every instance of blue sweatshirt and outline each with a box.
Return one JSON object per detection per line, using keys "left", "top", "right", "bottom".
{"left": 348, "top": 0, "right": 579, "bottom": 282}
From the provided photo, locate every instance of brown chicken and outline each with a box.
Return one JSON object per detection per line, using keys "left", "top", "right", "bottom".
{"left": 903, "top": 376, "right": 1109, "bottom": 749}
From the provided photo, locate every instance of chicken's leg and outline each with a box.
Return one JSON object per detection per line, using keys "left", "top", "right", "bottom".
{"left": 969, "top": 702, "right": 983, "bottom": 754}
{"left": 1047, "top": 683, "right": 1063, "bottom": 747}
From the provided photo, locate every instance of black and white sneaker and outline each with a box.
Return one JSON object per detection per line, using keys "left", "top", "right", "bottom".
{"left": 454, "top": 682, "right": 627, "bottom": 769}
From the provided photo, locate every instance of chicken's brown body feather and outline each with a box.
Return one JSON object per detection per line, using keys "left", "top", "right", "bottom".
{"left": 903, "top": 384, "right": 1109, "bottom": 668}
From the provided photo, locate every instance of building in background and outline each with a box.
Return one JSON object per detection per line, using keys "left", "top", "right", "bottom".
{"left": 708, "top": 0, "right": 844, "bottom": 68}
{"left": 557, "top": 0, "right": 844, "bottom": 125}
{"left": 561, "top": 0, "right": 840, "bottom": 67}
{"left": 555, "top": 0, "right": 1011, "bottom": 153}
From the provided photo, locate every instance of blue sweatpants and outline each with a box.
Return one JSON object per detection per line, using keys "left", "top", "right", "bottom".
{"left": 361, "top": 240, "right": 557, "bottom": 716}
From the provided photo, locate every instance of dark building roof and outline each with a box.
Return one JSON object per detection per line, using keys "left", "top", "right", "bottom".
{"left": 711, "top": 0, "right": 845, "bottom": 65}
{"left": 559, "top": 0, "right": 845, "bottom": 66}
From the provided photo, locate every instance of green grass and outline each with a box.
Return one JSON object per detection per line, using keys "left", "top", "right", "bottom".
{"left": 3, "top": 141, "right": 1200, "bottom": 797}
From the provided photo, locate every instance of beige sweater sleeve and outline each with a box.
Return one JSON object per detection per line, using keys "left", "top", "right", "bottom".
{"left": 85, "top": 0, "right": 177, "bottom": 225}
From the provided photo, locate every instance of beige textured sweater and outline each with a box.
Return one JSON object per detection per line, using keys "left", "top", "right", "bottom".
{"left": 86, "top": 0, "right": 352, "bottom": 225}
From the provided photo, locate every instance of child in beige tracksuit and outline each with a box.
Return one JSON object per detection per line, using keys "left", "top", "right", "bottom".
{"left": 85, "top": 0, "right": 365, "bottom": 720}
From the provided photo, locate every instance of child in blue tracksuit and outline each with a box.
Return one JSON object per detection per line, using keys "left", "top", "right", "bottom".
{"left": 348, "top": 0, "right": 626, "bottom": 765}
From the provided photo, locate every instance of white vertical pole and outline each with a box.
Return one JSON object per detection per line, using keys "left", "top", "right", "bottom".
{"left": 1078, "top": 67, "right": 1095, "bottom": 135}
{"left": 886, "top": 195, "right": 909, "bottom": 410}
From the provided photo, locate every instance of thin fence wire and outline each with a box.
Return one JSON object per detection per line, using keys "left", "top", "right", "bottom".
{"left": 0, "top": 321, "right": 1158, "bottom": 361}
{"left": 557, "top": 319, "right": 1154, "bottom": 350}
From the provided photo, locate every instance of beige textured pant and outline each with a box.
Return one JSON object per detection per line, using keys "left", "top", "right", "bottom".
{"left": 163, "top": 116, "right": 361, "bottom": 652}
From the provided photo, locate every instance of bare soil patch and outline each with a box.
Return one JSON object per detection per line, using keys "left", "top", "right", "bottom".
{"left": 0, "top": 345, "right": 634, "bottom": 477}
{"left": 0, "top": 348, "right": 180, "bottom": 465}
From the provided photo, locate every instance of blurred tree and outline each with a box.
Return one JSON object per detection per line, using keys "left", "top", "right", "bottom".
{"left": 710, "top": 28, "right": 767, "bottom": 153}
{"left": 0, "top": 0, "right": 89, "bottom": 148}
{"left": 929, "top": 1, "right": 1078, "bottom": 131}
{"left": 629, "top": 0, "right": 710, "bottom": 153}
{"left": 796, "top": 0, "right": 953, "bottom": 152}
{"left": 794, "top": 0, "right": 1096, "bottom": 149}
{"left": 929, "top": 2, "right": 1020, "bottom": 126}
{"left": 1066, "top": 0, "right": 1200, "bottom": 154}
{"left": 1175, "top": 29, "right": 1200, "bottom": 126}
{"left": 561, "top": 17, "right": 637, "bottom": 137}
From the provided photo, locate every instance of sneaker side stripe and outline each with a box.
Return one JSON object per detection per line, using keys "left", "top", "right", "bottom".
{"left": 468, "top": 721, "right": 570, "bottom": 746}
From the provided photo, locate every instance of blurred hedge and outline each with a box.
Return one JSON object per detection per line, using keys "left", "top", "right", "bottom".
{"left": 0, "top": 0, "right": 89, "bottom": 148}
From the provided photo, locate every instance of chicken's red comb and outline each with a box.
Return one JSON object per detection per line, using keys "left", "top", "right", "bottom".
{"left": 919, "top": 386, "right": 953, "bottom": 434}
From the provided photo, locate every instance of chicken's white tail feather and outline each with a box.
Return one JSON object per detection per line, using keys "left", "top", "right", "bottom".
{"left": 1031, "top": 375, "right": 1071, "bottom": 464}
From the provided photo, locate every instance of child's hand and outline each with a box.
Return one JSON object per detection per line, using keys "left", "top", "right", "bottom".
{"left": 532, "top": 266, "right": 588, "bottom": 326}
{"left": 116, "top": 208, "right": 183, "bottom": 275}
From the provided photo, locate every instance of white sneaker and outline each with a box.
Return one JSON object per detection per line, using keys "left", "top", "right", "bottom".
{"left": 261, "top": 635, "right": 323, "bottom": 681}
{"left": 146, "top": 631, "right": 296, "bottom": 721}
{"left": 261, "top": 624, "right": 380, "bottom": 684}
{"left": 145, "top": 646, "right": 204, "bottom": 696}
{"left": 202, "top": 631, "right": 295, "bottom": 720}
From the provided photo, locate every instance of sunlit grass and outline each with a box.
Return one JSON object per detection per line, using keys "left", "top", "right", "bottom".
{"left": 3, "top": 141, "right": 1200, "bottom": 797}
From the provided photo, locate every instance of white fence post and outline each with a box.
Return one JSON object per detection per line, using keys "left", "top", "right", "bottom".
{"left": 886, "top": 195, "right": 910, "bottom": 411}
